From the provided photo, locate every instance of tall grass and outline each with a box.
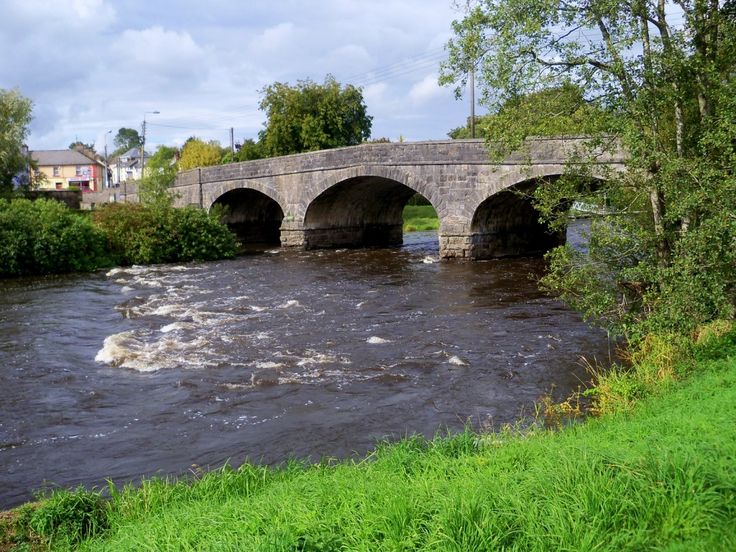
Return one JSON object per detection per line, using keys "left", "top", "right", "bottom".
{"left": 6, "top": 328, "right": 733, "bottom": 551}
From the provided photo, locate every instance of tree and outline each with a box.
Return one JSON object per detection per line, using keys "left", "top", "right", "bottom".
{"left": 177, "top": 138, "right": 223, "bottom": 171}
{"left": 138, "top": 145, "right": 178, "bottom": 208}
{"left": 0, "top": 88, "right": 33, "bottom": 195}
{"left": 441, "top": 1, "right": 736, "bottom": 339}
{"left": 448, "top": 84, "right": 613, "bottom": 141}
{"left": 234, "top": 138, "right": 265, "bottom": 162}
{"left": 258, "top": 75, "right": 372, "bottom": 156}
{"left": 112, "top": 128, "right": 142, "bottom": 156}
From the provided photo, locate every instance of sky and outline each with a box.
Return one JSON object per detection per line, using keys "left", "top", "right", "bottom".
{"left": 0, "top": 0, "right": 475, "bottom": 153}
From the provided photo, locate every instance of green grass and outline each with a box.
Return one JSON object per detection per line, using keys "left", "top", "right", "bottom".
{"left": 9, "top": 330, "right": 735, "bottom": 551}
{"left": 403, "top": 204, "right": 439, "bottom": 232}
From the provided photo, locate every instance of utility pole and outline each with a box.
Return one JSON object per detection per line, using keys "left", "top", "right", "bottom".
{"left": 470, "top": 68, "right": 476, "bottom": 139}
{"left": 103, "top": 130, "right": 111, "bottom": 189}
{"left": 230, "top": 127, "right": 235, "bottom": 157}
{"left": 141, "top": 110, "right": 160, "bottom": 179}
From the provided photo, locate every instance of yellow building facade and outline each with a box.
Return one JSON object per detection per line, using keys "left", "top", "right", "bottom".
{"left": 31, "top": 149, "right": 105, "bottom": 192}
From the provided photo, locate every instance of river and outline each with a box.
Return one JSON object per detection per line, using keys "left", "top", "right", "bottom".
{"left": 0, "top": 225, "right": 609, "bottom": 508}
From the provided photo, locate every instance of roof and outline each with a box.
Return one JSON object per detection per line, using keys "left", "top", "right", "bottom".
{"left": 31, "top": 149, "right": 103, "bottom": 167}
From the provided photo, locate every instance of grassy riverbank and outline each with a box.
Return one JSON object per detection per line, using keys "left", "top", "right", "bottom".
{"left": 3, "top": 326, "right": 735, "bottom": 551}
{"left": 403, "top": 204, "right": 439, "bottom": 232}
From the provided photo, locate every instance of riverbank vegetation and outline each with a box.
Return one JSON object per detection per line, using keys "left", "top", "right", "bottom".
{"left": 0, "top": 198, "right": 237, "bottom": 278}
{"left": 2, "top": 323, "right": 734, "bottom": 550}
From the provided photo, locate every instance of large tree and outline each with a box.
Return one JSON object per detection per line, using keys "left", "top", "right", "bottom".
{"left": 0, "top": 88, "right": 33, "bottom": 195}
{"left": 258, "top": 75, "right": 372, "bottom": 157}
{"left": 441, "top": 0, "right": 736, "bottom": 338}
{"left": 112, "top": 127, "right": 142, "bottom": 156}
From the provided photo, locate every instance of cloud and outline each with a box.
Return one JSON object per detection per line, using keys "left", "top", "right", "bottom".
{"left": 409, "top": 73, "right": 445, "bottom": 104}
{"left": 111, "top": 27, "right": 208, "bottom": 79}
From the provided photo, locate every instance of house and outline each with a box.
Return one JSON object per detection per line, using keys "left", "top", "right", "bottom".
{"left": 109, "top": 147, "right": 150, "bottom": 186}
{"left": 31, "top": 149, "right": 105, "bottom": 192}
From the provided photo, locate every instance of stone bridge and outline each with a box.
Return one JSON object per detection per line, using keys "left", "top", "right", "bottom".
{"left": 172, "top": 138, "right": 625, "bottom": 260}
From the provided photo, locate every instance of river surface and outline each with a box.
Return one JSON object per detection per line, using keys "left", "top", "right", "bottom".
{"left": 0, "top": 226, "right": 610, "bottom": 508}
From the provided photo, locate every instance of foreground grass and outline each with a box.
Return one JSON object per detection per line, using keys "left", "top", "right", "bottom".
{"left": 403, "top": 205, "right": 439, "bottom": 232}
{"left": 7, "top": 330, "right": 735, "bottom": 551}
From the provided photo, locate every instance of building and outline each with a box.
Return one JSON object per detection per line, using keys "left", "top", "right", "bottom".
{"left": 31, "top": 149, "right": 105, "bottom": 192}
{"left": 109, "top": 147, "right": 150, "bottom": 186}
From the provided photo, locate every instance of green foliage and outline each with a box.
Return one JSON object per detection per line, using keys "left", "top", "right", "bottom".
{"left": 258, "top": 75, "right": 372, "bottom": 156}
{"left": 403, "top": 204, "right": 440, "bottom": 232}
{"left": 93, "top": 203, "right": 238, "bottom": 266}
{"left": 178, "top": 137, "right": 224, "bottom": 171}
{"left": 234, "top": 138, "right": 265, "bottom": 162}
{"left": 448, "top": 84, "right": 613, "bottom": 143}
{"left": 0, "top": 198, "right": 109, "bottom": 277}
{"left": 441, "top": 0, "right": 736, "bottom": 340}
{"left": 26, "top": 334, "right": 736, "bottom": 550}
{"left": 0, "top": 88, "right": 33, "bottom": 195}
{"left": 112, "top": 128, "right": 141, "bottom": 157}
{"left": 138, "top": 145, "right": 178, "bottom": 208}
{"left": 30, "top": 487, "right": 108, "bottom": 546}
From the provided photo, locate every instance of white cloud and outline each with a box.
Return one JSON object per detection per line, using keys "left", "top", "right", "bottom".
{"left": 111, "top": 27, "right": 207, "bottom": 74}
{"left": 409, "top": 73, "right": 445, "bottom": 104}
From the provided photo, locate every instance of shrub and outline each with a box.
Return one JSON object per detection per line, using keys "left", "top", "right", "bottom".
{"left": 93, "top": 203, "right": 237, "bottom": 266}
{"left": 0, "top": 198, "right": 109, "bottom": 277}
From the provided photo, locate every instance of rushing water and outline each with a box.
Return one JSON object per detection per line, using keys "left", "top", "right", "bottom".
{"left": 0, "top": 227, "right": 610, "bottom": 508}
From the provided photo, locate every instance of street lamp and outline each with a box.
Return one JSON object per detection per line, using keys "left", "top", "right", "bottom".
{"left": 141, "top": 110, "right": 160, "bottom": 178}
{"left": 103, "top": 129, "right": 112, "bottom": 189}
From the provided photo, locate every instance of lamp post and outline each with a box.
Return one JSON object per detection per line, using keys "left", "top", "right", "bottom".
{"left": 103, "top": 129, "right": 112, "bottom": 189}
{"left": 140, "top": 110, "right": 160, "bottom": 179}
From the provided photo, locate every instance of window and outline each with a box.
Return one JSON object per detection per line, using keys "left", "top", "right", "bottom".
{"left": 76, "top": 165, "right": 83, "bottom": 176}
{"left": 53, "top": 166, "right": 60, "bottom": 177}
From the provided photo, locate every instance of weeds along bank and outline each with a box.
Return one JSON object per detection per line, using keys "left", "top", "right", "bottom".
{"left": 2, "top": 324, "right": 734, "bottom": 551}
{"left": 0, "top": 198, "right": 238, "bottom": 278}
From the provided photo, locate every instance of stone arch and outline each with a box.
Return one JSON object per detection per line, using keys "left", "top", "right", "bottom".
{"left": 211, "top": 186, "right": 285, "bottom": 245}
{"left": 302, "top": 167, "right": 439, "bottom": 250}
{"left": 469, "top": 168, "right": 607, "bottom": 259}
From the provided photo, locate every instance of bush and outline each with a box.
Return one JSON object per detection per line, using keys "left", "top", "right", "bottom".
{"left": 0, "top": 198, "right": 109, "bottom": 277}
{"left": 93, "top": 203, "right": 238, "bottom": 266}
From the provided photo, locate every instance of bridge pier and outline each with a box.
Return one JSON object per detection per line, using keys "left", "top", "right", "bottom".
{"left": 280, "top": 221, "right": 306, "bottom": 248}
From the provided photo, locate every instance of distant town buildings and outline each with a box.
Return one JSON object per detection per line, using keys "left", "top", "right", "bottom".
{"left": 31, "top": 149, "right": 106, "bottom": 192}
{"left": 109, "top": 148, "right": 150, "bottom": 186}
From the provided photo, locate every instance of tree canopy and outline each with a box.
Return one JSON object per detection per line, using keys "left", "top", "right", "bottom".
{"left": 0, "top": 88, "right": 33, "bottom": 195}
{"left": 113, "top": 128, "right": 142, "bottom": 156}
{"left": 177, "top": 138, "right": 224, "bottom": 171}
{"left": 441, "top": 0, "right": 736, "bottom": 339}
{"left": 258, "top": 75, "right": 372, "bottom": 157}
{"left": 448, "top": 83, "right": 614, "bottom": 143}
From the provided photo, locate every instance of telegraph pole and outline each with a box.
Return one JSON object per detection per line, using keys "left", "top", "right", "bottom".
{"left": 141, "top": 110, "right": 160, "bottom": 178}
{"left": 470, "top": 68, "right": 476, "bottom": 139}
